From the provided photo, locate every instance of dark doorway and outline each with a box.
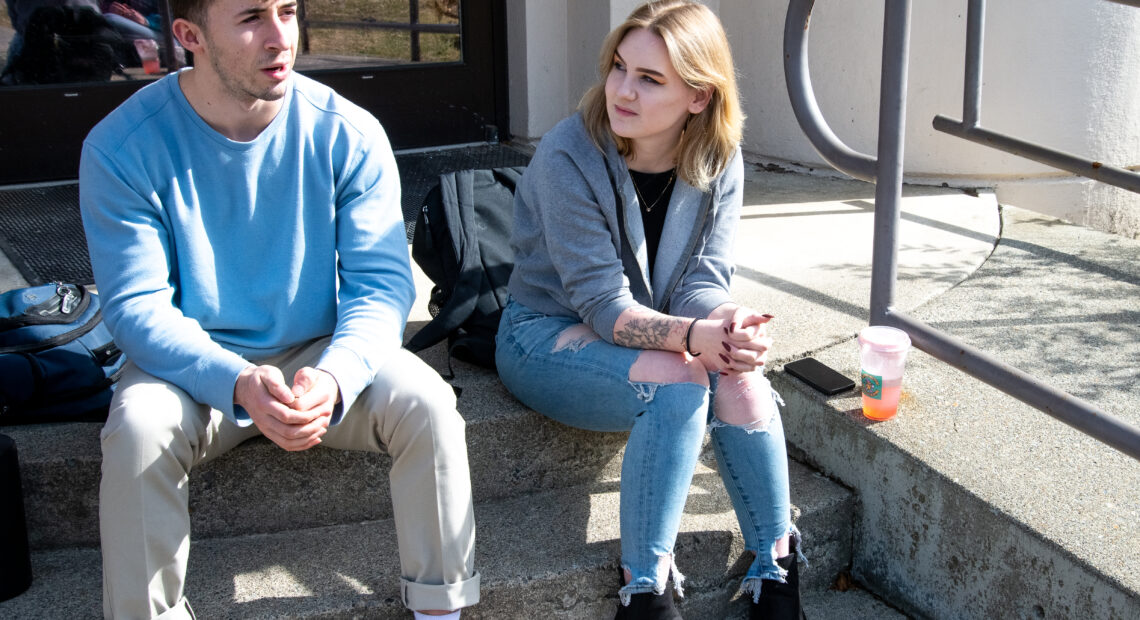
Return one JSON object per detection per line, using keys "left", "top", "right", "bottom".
{"left": 0, "top": 0, "right": 508, "bottom": 185}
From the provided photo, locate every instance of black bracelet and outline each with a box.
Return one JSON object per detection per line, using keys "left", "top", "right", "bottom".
{"left": 685, "top": 318, "right": 701, "bottom": 357}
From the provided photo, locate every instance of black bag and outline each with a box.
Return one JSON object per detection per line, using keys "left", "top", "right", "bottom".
{"left": 405, "top": 166, "right": 526, "bottom": 370}
{"left": 0, "top": 434, "right": 32, "bottom": 602}
{"left": 0, "top": 283, "right": 126, "bottom": 424}
{"left": 5, "top": 6, "right": 125, "bottom": 85}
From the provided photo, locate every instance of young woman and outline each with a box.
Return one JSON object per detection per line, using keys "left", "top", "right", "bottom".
{"left": 495, "top": 2, "right": 804, "bottom": 619}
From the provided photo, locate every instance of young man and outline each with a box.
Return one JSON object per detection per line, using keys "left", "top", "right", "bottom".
{"left": 78, "top": 0, "right": 479, "bottom": 617}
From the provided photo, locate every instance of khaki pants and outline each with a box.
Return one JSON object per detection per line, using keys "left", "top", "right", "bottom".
{"left": 99, "top": 340, "right": 479, "bottom": 619}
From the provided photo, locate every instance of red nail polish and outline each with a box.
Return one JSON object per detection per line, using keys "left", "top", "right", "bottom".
{"left": 721, "top": 341, "right": 731, "bottom": 352}
{"left": 719, "top": 353, "right": 731, "bottom": 363}
{"left": 723, "top": 327, "right": 729, "bottom": 335}
{"left": 762, "top": 314, "right": 775, "bottom": 319}
{"left": 729, "top": 322, "right": 736, "bottom": 332}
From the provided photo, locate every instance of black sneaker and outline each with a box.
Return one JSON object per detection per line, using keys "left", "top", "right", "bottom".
{"left": 614, "top": 569, "right": 683, "bottom": 620}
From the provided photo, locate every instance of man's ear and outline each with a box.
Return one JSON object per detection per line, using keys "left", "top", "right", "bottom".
{"left": 688, "top": 86, "right": 713, "bottom": 115}
{"left": 172, "top": 18, "right": 205, "bottom": 55}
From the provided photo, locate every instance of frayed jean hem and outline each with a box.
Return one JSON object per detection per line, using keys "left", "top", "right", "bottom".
{"left": 617, "top": 560, "right": 685, "bottom": 607}
{"left": 740, "top": 527, "right": 807, "bottom": 603}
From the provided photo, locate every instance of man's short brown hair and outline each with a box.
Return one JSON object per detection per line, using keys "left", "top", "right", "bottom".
{"left": 170, "top": 0, "right": 211, "bottom": 25}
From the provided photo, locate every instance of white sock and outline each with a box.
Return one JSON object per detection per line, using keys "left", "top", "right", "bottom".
{"left": 413, "top": 612, "right": 460, "bottom": 620}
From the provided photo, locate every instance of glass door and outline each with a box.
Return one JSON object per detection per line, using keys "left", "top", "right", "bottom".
{"left": 0, "top": 0, "right": 507, "bottom": 184}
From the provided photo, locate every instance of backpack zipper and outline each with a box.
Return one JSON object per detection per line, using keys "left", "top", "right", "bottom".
{"left": 0, "top": 308, "right": 104, "bottom": 355}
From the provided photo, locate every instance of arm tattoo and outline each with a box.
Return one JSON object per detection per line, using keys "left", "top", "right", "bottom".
{"left": 615, "top": 315, "right": 675, "bottom": 350}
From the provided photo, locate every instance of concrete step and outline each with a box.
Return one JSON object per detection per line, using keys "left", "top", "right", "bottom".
{"left": 1, "top": 343, "right": 633, "bottom": 550}
{"left": 0, "top": 459, "right": 864, "bottom": 619}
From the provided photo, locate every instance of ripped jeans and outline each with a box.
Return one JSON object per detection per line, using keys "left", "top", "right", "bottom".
{"left": 495, "top": 300, "right": 796, "bottom": 603}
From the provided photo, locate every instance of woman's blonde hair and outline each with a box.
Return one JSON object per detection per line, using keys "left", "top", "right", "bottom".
{"left": 580, "top": 0, "right": 743, "bottom": 191}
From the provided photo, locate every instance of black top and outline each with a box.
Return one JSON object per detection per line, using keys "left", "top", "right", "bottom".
{"left": 629, "top": 168, "right": 677, "bottom": 276}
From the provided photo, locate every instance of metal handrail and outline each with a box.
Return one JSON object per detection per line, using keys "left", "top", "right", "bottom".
{"left": 782, "top": 0, "right": 878, "bottom": 183}
{"left": 932, "top": 0, "right": 1140, "bottom": 194}
{"left": 782, "top": 0, "right": 1140, "bottom": 461}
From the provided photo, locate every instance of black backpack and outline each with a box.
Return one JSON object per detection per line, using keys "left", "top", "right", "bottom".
{"left": 5, "top": 6, "right": 125, "bottom": 85}
{"left": 0, "top": 283, "right": 126, "bottom": 424}
{"left": 405, "top": 166, "right": 525, "bottom": 371}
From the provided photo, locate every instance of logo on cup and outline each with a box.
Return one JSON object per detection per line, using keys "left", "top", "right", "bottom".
{"left": 861, "top": 371, "right": 882, "bottom": 400}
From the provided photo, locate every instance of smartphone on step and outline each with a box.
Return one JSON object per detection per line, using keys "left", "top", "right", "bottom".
{"left": 784, "top": 357, "right": 855, "bottom": 395}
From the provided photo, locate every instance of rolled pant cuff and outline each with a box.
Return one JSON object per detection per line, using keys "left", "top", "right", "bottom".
{"left": 401, "top": 571, "right": 481, "bottom": 612}
{"left": 151, "top": 597, "right": 196, "bottom": 619}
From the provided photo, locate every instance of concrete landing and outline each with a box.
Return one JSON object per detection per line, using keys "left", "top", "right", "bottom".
{"left": 767, "top": 201, "right": 1139, "bottom": 618}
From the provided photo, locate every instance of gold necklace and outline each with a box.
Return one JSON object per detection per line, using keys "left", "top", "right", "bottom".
{"left": 631, "top": 168, "right": 676, "bottom": 213}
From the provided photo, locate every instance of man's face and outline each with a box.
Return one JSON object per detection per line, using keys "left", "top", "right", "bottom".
{"left": 197, "top": 0, "right": 299, "bottom": 105}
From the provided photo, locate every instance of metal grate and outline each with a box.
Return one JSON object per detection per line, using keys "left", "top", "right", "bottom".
{"left": 0, "top": 144, "right": 530, "bottom": 286}
{"left": 0, "top": 183, "right": 90, "bottom": 286}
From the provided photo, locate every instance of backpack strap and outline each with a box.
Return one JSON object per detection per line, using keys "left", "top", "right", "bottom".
{"left": 405, "top": 169, "right": 481, "bottom": 354}
{"left": 406, "top": 165, "right": 525, "bottom": 376}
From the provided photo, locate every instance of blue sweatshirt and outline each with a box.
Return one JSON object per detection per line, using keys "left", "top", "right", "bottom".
{"left": 79, "top": 71, "right": 413, "bottom": 425}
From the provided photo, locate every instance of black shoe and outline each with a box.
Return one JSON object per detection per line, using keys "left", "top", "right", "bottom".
{"left": 614, "top": 569, "right": 683, "bottom": 620}
{"left": 749, "top": 542, "right": 806, "bottom": 620}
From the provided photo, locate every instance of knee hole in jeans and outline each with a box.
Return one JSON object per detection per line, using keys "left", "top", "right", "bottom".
{"left": 552, "top": 323, "right": 601, "bottom": 353}
{"left": 712, "top": 373, "right": 777, "bottom": 431}
{"left": 628, "top": 350, "right": 709, "bottom": 387}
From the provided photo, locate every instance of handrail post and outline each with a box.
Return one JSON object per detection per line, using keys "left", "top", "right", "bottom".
{"left": 870, "top": 0, "right": 912, "bottom": 324}
{"left": 962, "top": 0, "right": 985, "bottom": 127}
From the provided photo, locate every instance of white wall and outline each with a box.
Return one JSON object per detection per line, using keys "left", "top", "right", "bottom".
{"left": 506, "top": 0, "right": 1140, "bottom": 238}
{"left": 506, "top": 1, "right": 568, "bottom": 140}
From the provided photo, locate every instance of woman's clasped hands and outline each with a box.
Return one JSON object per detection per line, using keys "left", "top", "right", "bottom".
{"left": 688, "top": 305, "right": 774, "bottom": 375}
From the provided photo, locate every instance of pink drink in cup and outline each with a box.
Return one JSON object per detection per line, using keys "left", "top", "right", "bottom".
{"left": 858, "top": 326, "right": 911, "bottom": 420}
{"left": 133, "top": 39, "right": 160, "bottom": 75}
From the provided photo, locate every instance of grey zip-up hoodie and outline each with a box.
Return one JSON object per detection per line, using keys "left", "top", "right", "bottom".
{"left": 507, "top": 112, "right": 744, "bottom": 343}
